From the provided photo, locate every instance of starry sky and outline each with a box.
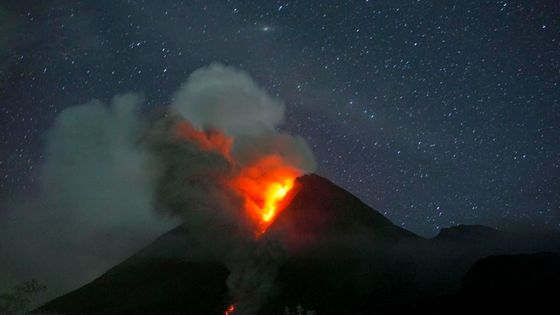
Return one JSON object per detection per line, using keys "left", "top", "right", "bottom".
{"left": 1, "top": 0, "right": 559, "bottom": 237}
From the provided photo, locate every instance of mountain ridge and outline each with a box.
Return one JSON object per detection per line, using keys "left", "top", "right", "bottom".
{"left": 37, "top": 174, "right": 560, "bottom": 315}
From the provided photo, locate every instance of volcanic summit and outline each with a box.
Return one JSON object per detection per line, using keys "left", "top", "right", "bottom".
{"left": 37, "top": 174, "right": 560, "bottom": 315}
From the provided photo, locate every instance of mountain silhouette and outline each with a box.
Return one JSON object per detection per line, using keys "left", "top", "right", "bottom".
{"left": 397, "top": 252, "right": 560, "bottom": 315}
{"left": 434, "top": 224, "right": 502, "bottom": 242}
{"left": 37, "top": 175, "right": 560, "bottom": 315}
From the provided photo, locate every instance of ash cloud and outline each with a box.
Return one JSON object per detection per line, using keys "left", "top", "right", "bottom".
{"left": 0, "top": 94, "right": 176, "bottom": 300}
{"left": 171, "top": 63, "right": 315, "bottom": 171}
{"left": 0, "top": 64, "right": 315, "bottom": 314}
{"left": 172, "top": 63, "right": 285, "bottom": 136}
{"left": 149, "top": 64, "right": 316, "bottom": 314}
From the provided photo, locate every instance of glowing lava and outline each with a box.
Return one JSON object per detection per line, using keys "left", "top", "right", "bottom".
{"left": 261, "top": 179, "right": 293, "bottom": 222}
{"left": 176, "top": 121, "right": 300, "bottom": 237}
{"left": 231, "top": 155, "right": 299, "bottom": 236}
{"left": 176, "top": 121, "right": 233, "bottom": 160}
{"left": 224, "top": 304, "right": 235, "bottom": 315}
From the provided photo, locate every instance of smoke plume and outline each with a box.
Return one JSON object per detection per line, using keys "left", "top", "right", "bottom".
{"left": 147, "top": 63, "right": 316, "bottom": 314}
{"left": 0, "top": 64, "right": 315, "bottom": 313}
{"left": 0, "top": 94, "right": 176, "bottom": 300}
{"left": 172, "top": 64, "right": 285, "bottom": 136}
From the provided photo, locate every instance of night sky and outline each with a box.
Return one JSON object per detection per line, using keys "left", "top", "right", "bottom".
{"left": 1, "top": 0, "right": 559, "bottom": 237}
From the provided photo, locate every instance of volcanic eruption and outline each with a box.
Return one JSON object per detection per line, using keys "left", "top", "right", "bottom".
{"left": 175, "top": 120, "right": 302, "bottom": 238}
{"left": 143, "top": 63, "right": 316, "bottom": 314}
{"left": 20, "top": 63, "right": 314, "bottom": 315}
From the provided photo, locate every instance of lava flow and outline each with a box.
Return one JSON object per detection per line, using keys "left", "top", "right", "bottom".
{"left": 176, "top": 121, "right": 301, "bottom": 237}
{"left": 231, "top": 155, "right": 300, "bottom": 236}
{"left": 224, "top": 304, "right": 235, "bottom": 315}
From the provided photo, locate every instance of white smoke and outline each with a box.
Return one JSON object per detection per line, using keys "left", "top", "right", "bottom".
{"left": 0, "top": 94, "right": 177, "bottom": 300}
{"left": 172, "top": 63, "right": 285, "bottom": 136}
{"left": 42, "top": 93, "right": 167, "bottom": 234}
{"left": 151, "top": 64, "right": 316, "bottom": 314}
{"left": 0, "top": 64, "right": 315, "bottom": 314}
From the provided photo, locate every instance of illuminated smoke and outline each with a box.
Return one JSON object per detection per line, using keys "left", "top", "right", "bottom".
{"left": 0, "top": 64, "right": 314, "bottom": 311}
{"left": 146, "top": 64, "right": 316, "bottom": 314}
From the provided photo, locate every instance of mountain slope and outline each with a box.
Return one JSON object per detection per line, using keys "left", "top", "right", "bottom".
{"left": 38, "top": 174, "right": 416, "bottom": 314}
{"left": 269, "top": 174, "right": 418, "bottom": 245}
{"left": 37, "top": 174, "right": 560, "bottom": 315}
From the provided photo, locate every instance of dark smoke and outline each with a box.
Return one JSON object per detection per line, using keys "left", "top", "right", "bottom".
{"left": 0, "top": 64, "right": 315, "bottom": 314}
{"left": 145, "top": 64, "right": 316, "bottom": 314}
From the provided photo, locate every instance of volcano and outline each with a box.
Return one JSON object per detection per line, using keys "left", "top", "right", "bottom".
{"left": 37, "top": 175, "right": 560, "bottom": 315}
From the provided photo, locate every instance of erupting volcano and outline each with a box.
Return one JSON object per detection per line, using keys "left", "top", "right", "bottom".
{"left": 231, "top": 155, "right": 300, "bottom": 236}
{"left": 175, "top": 120, "right": 302, "bottom": 237}
{"left": 144, "top": 64, "right": 316, "bottom": 315}
{"left": 224, "top": 304, "right": 236, "bottom": 315}
{"left": 174, "top": 109, "right": 305, "bottom": 315}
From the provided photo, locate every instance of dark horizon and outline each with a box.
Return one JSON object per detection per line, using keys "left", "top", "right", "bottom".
{"left": 0, "top": 0, "right": 559, "bottom": 311}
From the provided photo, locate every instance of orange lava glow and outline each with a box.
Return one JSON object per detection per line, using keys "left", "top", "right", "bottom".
{"left": 176, "top": 121, "right": 233, "bottom": 160}
{"left": 224, "top": 304, "right": 235, "bottom": 315}
{"left": 175, "top": 121, "right": 300, "bottom": 237}
{"left": 230, "top": 155, "right": 299, "bottom": 236}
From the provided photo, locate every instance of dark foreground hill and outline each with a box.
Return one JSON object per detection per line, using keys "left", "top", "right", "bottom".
{"left": 38, "top": 175, "right": 560, "bottom": 315}
{"left": 397, "top": 252, "right": 560, "bottom": 314}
